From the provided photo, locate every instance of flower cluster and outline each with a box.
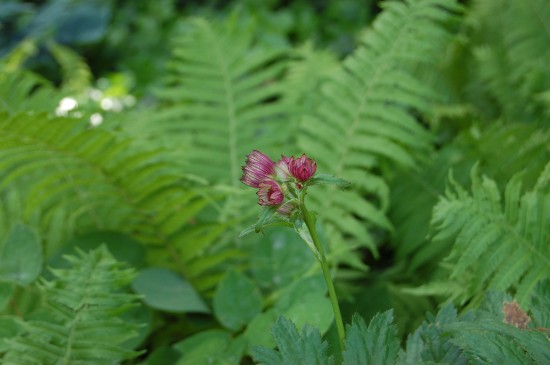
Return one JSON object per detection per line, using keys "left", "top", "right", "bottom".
{"left": 240, "top": 150, "right": 317, "bottom": 211}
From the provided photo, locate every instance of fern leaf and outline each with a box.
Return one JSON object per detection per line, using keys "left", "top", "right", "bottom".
{"left": 48, "top": 41, "right": 93, "bottom": 94}
{"left": 153, "top": 17, "right": 290, "bottom": 187}
{"left": 430, "top": 163, "right": 550, "bottom": 306}
{"left": 2, "top": 246, "right": 142, "bottom": 365}
{"left": 390, "top": 122, "right": 550, "bottom": 279}
{"left": 0, "top": 110, "right": 229, "bottom": 292}
{"left": 0, "top": 71, "right": 59, "bottom": 115}
{"left": 298, "top": 0, "right": 461, "bottom": 265}
{"left": 468, "top": 0, "right": 550, "bottom": 121}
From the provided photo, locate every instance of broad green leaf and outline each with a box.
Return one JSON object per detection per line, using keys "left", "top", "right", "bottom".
{"left": 213, "top": 270, "right": 262, "bottom": 331}
{"left": 0, "top": 282, "right": 14, "bottom": 310}
{"left": 141, "top": 347, "right": 181, "bottom": 365}
{"left": 243, "top": 309, "right": 278, "bottom": 353}
{"left": 0, "top": 316, "right": 22, "bottom": 352}
{"left": 173, "top": 329, "right": 245, "bottom": 365}
{"left": 343, "top": 311, "right": 399, "bottom": 365}
{"left": 0, "top": 223, "right": 42, "bottom": 285}
{"left": 275, "top": 274, "right": 326, "bottom": 311}
{"left": 250, "top": 229, "right": 316, "bottom": 289}
{"left": 282, "top": 292, "right": 333, "bottom": 335}
{"left": 132, "top": 268, "right": 209, "bottom": 313}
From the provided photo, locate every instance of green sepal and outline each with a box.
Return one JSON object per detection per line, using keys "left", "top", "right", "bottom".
{"left": 248, "top": 206, "right": 279, "bottom": 234}
{"left": 309, "top": 174, "right": 351, "bottom": 188}
{"left": 294, "top": 219, "right": 321, "bottom": 261}
{"left": 239, "top": 219, "right": 293, "bottom": 238}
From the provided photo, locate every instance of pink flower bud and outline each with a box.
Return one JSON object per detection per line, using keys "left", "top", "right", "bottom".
{"left": 240, "top": 150, "right": 276, "bottom": 188}
{"left": 289, "top": 154, "right": 317, "bottom": 182}
{"left": 257, "top": 179, "right": 284, "bottom": 206}
{"left": 275, "top": 155, "right": 293, "bottom": 181}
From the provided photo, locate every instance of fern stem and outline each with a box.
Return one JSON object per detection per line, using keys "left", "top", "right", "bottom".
{"left": 299, "top": 200, "right": 346, "bottom": 353}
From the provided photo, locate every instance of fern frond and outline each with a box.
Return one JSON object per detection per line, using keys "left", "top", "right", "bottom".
{"left": 468, "top": 0, "right": 550, "bottom": 121}
{"left": 283, "top": 43, "right": 339, "bottom": 109}
{"left": 153, "top": 17, "right": 290, "bottom": 187}
{"left": 0, "top": 71, "right": 59, "bottom": 115}
{"left": 390, "top": 122, "right": 550, "bottom": 277}
{"left": 298, "top": 0, "right": 461, "bottom": 263}
{"left": 2, "top": 246, "right": 142, "bottom": 365}
{"left": 0, "top": 111, "right": 229, "bottom": 292}
{"left": 48, "top": 41, "right": 93, "bottom": 94}
{"left": 430, "top": 163, "right": 550, "bottom": 306}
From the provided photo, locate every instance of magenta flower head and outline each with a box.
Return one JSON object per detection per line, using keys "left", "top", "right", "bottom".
{"left": 257, "top": 179, "right": 284, "bottom": 206}
{"left": 289, "top": 154, "right": 317, "bottom": 182}
{"left": 240, "top": 150, "right": 276, "bottom": 188}
{"left": 275, "top": 155, "right": 293, "bottom": 181}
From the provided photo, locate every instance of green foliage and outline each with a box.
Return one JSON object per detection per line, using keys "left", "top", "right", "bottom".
{"left": 0, "top": 223, "right": 42, "bottom": 286}
{"left": 173, "top": 329, "right": 246, "bottom": 365}
{"left": 214, "top": 270, "right": 263, "bottom": 331}
{"left": 252, "top": 317, "right": 334, "bottom": 365}
{"left": 1, "top": 246, "right": 142, "bottom": 365}
{"left": 298, "top": 0, "right": 461, "bottom": 269}
{"left": 389, "top": 122, "right": 550, "bottom": 277}
{"left": 154, "top": 17, "right": 290, "bottom": 186}
{"left": 1, "top": 0, "right": 550, "bottom": 363}
{"left": 256, "top": 283, "right": 550, "bottom": 365}
{"left": 0, "top": 87, "right": 231, "bottom": 292}
{"left": 132, "top": 268, "right": 209, "bottom": 314}
{"left": 427, "top": 163, "right": 550, "bottom": 306}
{"left": 343, "top": 311, "right": 399, "bottom": 365}
{"left": 467, "top": 0, "right": 550, "bottom": 121}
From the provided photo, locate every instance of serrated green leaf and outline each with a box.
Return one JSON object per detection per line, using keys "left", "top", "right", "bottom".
{"left": 251, "top": 317, "right": 334, "bottom": 365}
{"left": 343, "top": 311, "right": 399, "bottom": 365}
{"left": 402, "top": 305, "right": 467, "bottom": 365}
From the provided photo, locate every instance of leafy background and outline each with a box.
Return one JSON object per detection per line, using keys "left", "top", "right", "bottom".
{"left": 0, "top": 0, "right": 549, "bottom": 364}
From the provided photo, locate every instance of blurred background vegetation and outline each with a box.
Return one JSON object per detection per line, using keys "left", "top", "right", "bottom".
{"left": 1, "top": 0, "right": 550, "bottom": 363}
{"left": 1, "top": 0, "right": 378, "bottom": 95}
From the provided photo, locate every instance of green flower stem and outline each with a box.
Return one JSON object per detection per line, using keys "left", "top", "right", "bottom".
{"left": 299, "top": 201, "right": 345, "bottom": 353}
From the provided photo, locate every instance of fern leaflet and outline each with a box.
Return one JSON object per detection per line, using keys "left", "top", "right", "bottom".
{"left": 298, "top": 0, "right": 462, "bottom": 266}
{"left": 2, "top": 246, "right": 142, "bottom": 365}
{"left": 430, "top": 163, "right": 550, "bottom": 306}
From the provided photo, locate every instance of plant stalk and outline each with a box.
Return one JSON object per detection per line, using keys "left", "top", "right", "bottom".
{"left": 299, "top": 201, "right": 345, "bottom": 353}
